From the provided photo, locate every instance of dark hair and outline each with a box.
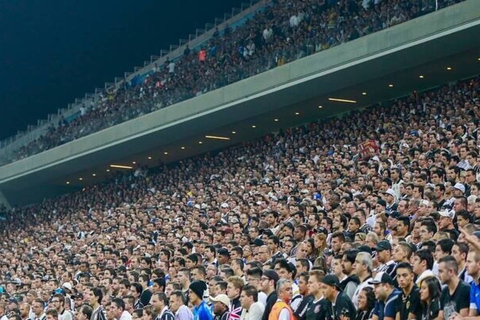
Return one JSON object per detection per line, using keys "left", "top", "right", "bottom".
{"left": 79, "top": 305, "right": 93, "bottom": 320}
{"left": 438, "top": 255, "right": 458, "bottom": 274}
{"left": 242, "top": 285, "right": 258, "bottom": 302}
{"left": 437, "top": 239, "right": 454, "bottom": 255}
{"left": 170, "top": 290, "right": 186, "bottom": 305}
{"left": 112, "top": 298, "right": 125, "bottom": 310}
{"left": 420, "top": 277, "right": 441, "bottom": 303}
{"left": 360, "top": 287, "right": 376, "bottom": 312}
{"left": 152, "top": 278, "right": 165, "bottom": 291}
{"left": 396, "top": 262, "right": 413, "bottom": 273}
{"left": 397, "top": 216, "right": 410, "bottom": 230}
{"left": 414, "top": 249, "right": 434, "bottom": 270}
{"left": 342, "top": 249, "right": 358, "bottom": 264}
{"left": 130, "top": 283, "right": 143, "bottom": 295}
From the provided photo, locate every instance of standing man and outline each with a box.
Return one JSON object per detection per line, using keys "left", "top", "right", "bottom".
{"left": 320, "top": 275, "right": 356, "bottom": 320}
{"left": 239, "top": 285, "right": 264, "bottom": 320}
{"left": 49, "top": 294, "right": 72, "bottom": 320}
{"left": 85, "top": 287, "right": 107, "bottom": 320}
{"left": 269, "top": 279, "right": 293, "bottom": 320}
{"left": 151, "top": 293, "right": 174, "bottom": 320}
{"left": 305, "top": 270, "right": 327, "bottom": 320}
{"left": 169, "top": 290, "right": 193, "bottom": 320}
{"left": 110, "top": 298, "right": 132, "bottom": 320}
{"left": 189, "top": 281, "right": 212, "bottom": 320}
{"left": 261, "top": 270, "right": 279, "bottom": 320}
{"left": 209, "top": 295, "right": 230, "bottom": 320}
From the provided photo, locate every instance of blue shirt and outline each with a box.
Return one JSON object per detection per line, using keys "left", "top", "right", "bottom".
{"left": 373, "top": 289, "right": 401, "bottom": 320}
{"left": 193, "top": 301, "right": 213, "bottom": 320}
{"left": 470, "top": 279, "right": 480, "bottom": 312}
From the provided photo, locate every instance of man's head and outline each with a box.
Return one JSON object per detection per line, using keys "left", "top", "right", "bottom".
{"left": 226, "top": 276, "right": 244, "bottom": 300}
{"left": 168, "top": 291, "right": 185, "bottom": 313}
{"left": 369, "top": 272, "right": 394, "bottom": 302}
{"left": 437, "top": 255, "right": 458, "bottom": 285}
{"left": 239, "top": 285, "right": 258, "bottom": 310}
{"left": 210, "top": 294, "right": 229, "bottom": 316}
{"left": 110, "top": 298, "right": 125, "bottom": 320}
{"left": 395, "top": 262, "right": 414, "bottom": 291}
{"left": 320, "top": 275, "right": 341, "bottom": 302}
{"left": 276, "top": 279, "right": 293, "bottom": 304}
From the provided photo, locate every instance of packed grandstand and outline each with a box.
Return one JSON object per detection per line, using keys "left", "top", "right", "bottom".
{"left": 0, "top": 0, "right": 465, "bottom": 165}
{"left": 2, "top": 1, "right": 480, "bottom": 320}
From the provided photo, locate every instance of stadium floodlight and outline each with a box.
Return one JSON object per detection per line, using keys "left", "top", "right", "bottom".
{"left": 110, "top": 164, "right": 133, "bottom": 169}
{"left": 328, "top": 98, "right": 357, "bottom": 103}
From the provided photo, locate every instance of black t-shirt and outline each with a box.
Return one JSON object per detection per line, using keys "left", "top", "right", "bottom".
{"left": 295, "top": 295, "right": 313, "bottom": 320}
{"left": 396, "top": 285, "right": 422, "bottom": 320}
{"left": 421, "top": 298, "right": 441, "bottom": 320}
{"left": 440, "top": 280, "right": 470, "bottom": 320}
{"left": 262, "top": 291, "right": 278, "bottom": 320}
{"left": 325, "top": 292, "right": 357, "bottom": 320}
{"left": 306, "top": 297, "right": 329, "bottom": 320}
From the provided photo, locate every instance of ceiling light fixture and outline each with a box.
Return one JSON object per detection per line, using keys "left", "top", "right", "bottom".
{"left": 199, "top": 141, "right": 203, "bottom": 144}
{"left": 232, "top": 131, "right": 236, "bottom": 134}
{"left": 106, "top": 169, "right": 110, "bottom": 172}
{"left": 132, "top": 161, "right": 136, "bottom": 164}
{"left": 164, "top": 152, "right": 168, "bottom": 155}
{"left": 110, "top": 164, "right": 134, "bottom": 169}
{"left": 295, "top": 112, "right": 300, "bottom": 116}
{"left": 148, "top": 156, "right": 152, "bottom": 160}
{"left": 318, "top": 105, "right": 323, "bottom": 109}
{"left": 251, "top": 125, "right": 256, "bottom": 128}
{"left": 66, "top": 181, "right": 70, "bottom": 185}
{"left": 79, "top": 178, "right": 83, "bottom": 181}
{"left": 205, "top": 135, "right": 230, "bottom": 140}
{"left": 362, "top": 92, "right": 367, "bottom": 96}
{"left": 388, "top": 84, "right": 394, "bottom": 88}
{"left": 328, "top": 98, "right": 357, "bottom": 103}
{"left": 419, "top": 75, "right": 424, "bottom": 79}
{"left": 181, "top": 146, "right": 186, "bottom": 150}
{"left": 274, "top": 119, "right": 279, "bottom": 122}
{"left": 447, "top": 67, "right": 452, "bottom": 70}
{"left": 92, "top": 173, "right": 96, "bottom": 177}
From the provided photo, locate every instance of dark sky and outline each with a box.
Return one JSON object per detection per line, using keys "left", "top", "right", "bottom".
{"left": 0, "top": 0, "right": 245, "bottom": 140}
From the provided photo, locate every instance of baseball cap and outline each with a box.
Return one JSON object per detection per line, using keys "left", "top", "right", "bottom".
{"left": 439, "top": 210, "right": 455, "bottom": 219}
{"left": 377, "top": 199, "right": 387, "bottom": 207}
{"left": 385, "top": 189, "right": 396, "bottom": 198}
{"left": 209, "top": 294, "right": 230, "bottom": 307}
{"left": 263, "top": 270, "right": 279, "bottom": 283}
{"left": 376, "top": 240, "right": 392, "bottom": 252}
{"left": 453, "top": 183, "right": 466, "bottom": 194}
{"left": 321, "top": 275, "right": 342, "bottom": 291}
{"left": 368, "top": 272, "right": 394, "bottom": 285}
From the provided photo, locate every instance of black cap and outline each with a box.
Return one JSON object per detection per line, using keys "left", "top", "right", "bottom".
{"left": 321, "top": 274, "right": 342, "bottom": 291}
{"left": 263, "top": 270, "right": 279, "bottom": 283}
{"left": 377, "top": 199, "right": 387, "bottom": 207}
{"left": 376, "top": 240, "right": 392, "bottom": 251}
{"left": 358, "top": 245, "right": 372, "bottom": 255}
{"left": 252, "top": 238, "right": 265, "bottom": 247}
{"left": 388, "top": 211, "right": 400, "bottom": 219}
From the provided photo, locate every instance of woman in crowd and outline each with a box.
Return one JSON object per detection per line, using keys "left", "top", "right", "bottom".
{"left": 419, "top": 276, "right": 442, "bottom": 320}
{"left": 355, "top": 287, "right": 375, "bottom": 320}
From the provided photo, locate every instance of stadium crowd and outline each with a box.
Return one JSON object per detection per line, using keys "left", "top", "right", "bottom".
{"left": 2, "top": 0, "right": 464, "bottom": 165}
{"left": 1, "top": 69, "right": 480, "bottom": 320}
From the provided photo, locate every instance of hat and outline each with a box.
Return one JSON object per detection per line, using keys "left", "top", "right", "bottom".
{"left": 377, "top": 199, "right": 386, "bottom": 208}
{"left": 221, "top": 203, "right": 229, "bottom": 208}
{"left": 368, "top": 272, "right": 394, "bottom": 285}
{"left": 321, "top": 275, "right": 342, "bottom": 291}
{"left": 388, "top": 211, "right": 400, "bottom": 219}
{"left": 209, "top": 294, "right": 230, "bottom": 307}
{"left": 358, "top": 245, "right": 372, "bottom": 255}
{"left": 189, "top": 281, "right": 207, "bottom": 299}
{"left": 439, "top": 210, "right": 455, "bottom": 219}
{"left": 376, "top": 240, "right": 392, "bottom": 252}
{"left": 385, "top": 189, "right": 396, "bottom": 198}
{"left": 252, "top": 238, "right": 265, "bottom": 247}
{"left": 453, "top": 183, "right": 466, "bottom": 194}
{"left": 127, "top": 236, "right": 137, "bottom": 241}
{"left": 263, "top": 270, "right": 279, "bottom": 283}
{"left": 62, "top": 282, "right": 73, "bottom": 291}
{"left": 217, "top": 248, "right": 230, "bottom": 257}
